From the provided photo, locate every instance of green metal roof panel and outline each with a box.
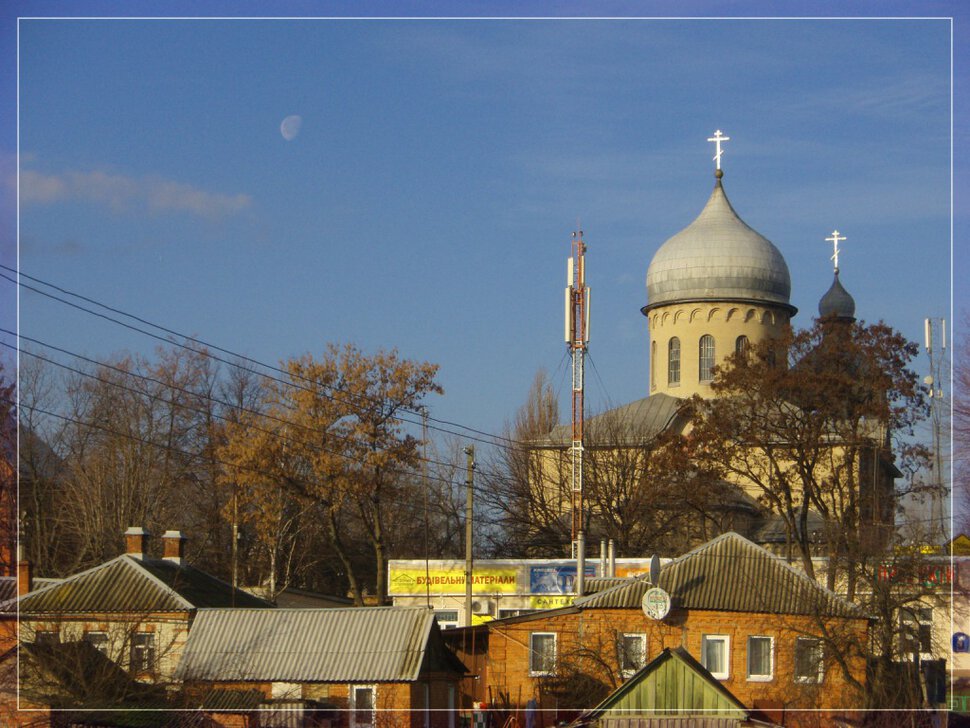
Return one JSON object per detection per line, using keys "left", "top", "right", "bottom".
{"left": 175, "top": 607, "right": 447, "bottom": 683}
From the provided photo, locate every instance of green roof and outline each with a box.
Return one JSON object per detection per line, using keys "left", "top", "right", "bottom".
{"left": 582, "top": 647, "right": 749, "bottom": 721}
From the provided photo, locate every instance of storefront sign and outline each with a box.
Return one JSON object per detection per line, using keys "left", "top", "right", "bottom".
{"left": 529, "top": 565, "right": 597, "bottom": 594}
{"left": 529, "top": 595, "right": 575, "bottom": 610}
{"left": 388, "top": 567, "right": 518, "bottom": 595}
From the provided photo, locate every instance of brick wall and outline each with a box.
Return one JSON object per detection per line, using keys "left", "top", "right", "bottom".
{"left": 465, "top": 606, "right": 867, "bottom": 723}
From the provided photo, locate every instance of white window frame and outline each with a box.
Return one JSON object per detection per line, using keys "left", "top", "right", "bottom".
{"left": 701, "top": 634, "right": 730, "bottom": 680}
{"left": 83, "top": 631, "right": 109, "bottom": 655}
{"left": 699, "top": 335, "right": 716, "bottom": 382}
{"left": 668, "top": 337, "right": 681, "bottom": 386}
{"left": 350, "top": 684, "right": 377, "bottom": 728}
{"left": 746, "top": 635, "right": 774, "bottom": 682}
{"left": 433, "top": 610, "right": 460, "bottom": 630}
{"left": 794, "top": 637, "right": 825, "bottom": 684}
{"left": 130, "top": 632, "right": 155, "bottom": 674}
{"left": 900, "top": 606, "right": 934, "bottom": 659}
{"left": 529, "top": 632, "right": 557, "bottom": 676}
{"left": 619, "top": 633, "right": 647, "bottom": 677}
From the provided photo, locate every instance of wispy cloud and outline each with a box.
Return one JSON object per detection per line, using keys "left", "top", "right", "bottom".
{"left": 20, "top": 168, "right": 252, "bottom": 220}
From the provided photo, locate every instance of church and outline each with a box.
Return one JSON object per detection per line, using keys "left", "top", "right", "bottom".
{"left": 529, "top": 132, "right": 900, "bottom": 561}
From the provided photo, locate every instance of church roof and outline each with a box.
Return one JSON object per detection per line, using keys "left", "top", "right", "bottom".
{"left": 645, "top": 176, "right": 793, "bottom": 312}
{"left": 818, "top": 270, "right": 856, "bottom": 320}
{"left": 535, "top": 392, "right": 686, "bottom": 447}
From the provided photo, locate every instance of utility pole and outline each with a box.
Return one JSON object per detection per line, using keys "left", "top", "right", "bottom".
{"left": 565, "top": 229, "right": 590, "bottom": 595}
{"left": 464, "top": 445, "right": 475, "bottom": 627}
{"left": 924, "top": 317, "right": 948, "bottom": 545}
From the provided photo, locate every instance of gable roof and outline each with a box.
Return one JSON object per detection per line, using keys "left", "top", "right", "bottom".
{"left": 14, "top": 555, "right": 270, "bottom": 614}
{"left": 581, "top": 647, "right": 749, "bottom": 722}
{"left": 175, "top": 606, "right": 466, "bottom": 683}
{"left": 573, "top": 532, "right": 862, "bottom": 618}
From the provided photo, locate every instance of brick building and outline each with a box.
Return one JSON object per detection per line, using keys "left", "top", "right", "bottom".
{"left": 444, "top": 533, "right": 869, "bottom": 727}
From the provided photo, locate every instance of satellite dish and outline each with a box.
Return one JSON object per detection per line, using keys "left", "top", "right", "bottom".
{"left": 642, "top": 587, "right": 671, "bottom": 621}
{"left": 649, "top": 554, "right": 661, "bottom": 585}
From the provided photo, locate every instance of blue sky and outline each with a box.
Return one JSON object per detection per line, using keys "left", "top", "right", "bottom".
{"left": 1, "top": 3, "right": 964, "bottom": 460}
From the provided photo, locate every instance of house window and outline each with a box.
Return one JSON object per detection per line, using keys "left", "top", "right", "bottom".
{"left": 747, "top": 636, "right": 773, "bottom": 681}
{"left": 498, "top": 608, "right": 538, "bottom": 619}
{"left": 701, "top": 635, "right": 730, "bottom": 680}
{"left": 130, "top": 632, "right": 155, "bottom": 673}
{"left": 34, "top": 630, "right": 59, "bottom": 646}
{"left": 619, "top": 633, "right": 647, "bottom": 677}
{"left": 794, "top": 637, "right": 824, "bottom": 683}
{"left": 699, "top": 335, "right": 715, "bottom": 381}
{"left": 530, "top": 632, "right": 557, "bottom": 675}
{"left": 84, "top": 631, "right": 109, "bottom": 655}
{"left": 900, "top": 607, "right": 933, "bottom": 656}
{"left": 736, "top": 335, "right": 749, "bottom": 358}
{"left": 668, "top": 338, "right": 681, "bottom": 385}
{"left": 434, "top": 610, "right": 460, "bottom": 630}
{"left": 351, "top": 685, "right": 376, "bottom": 728}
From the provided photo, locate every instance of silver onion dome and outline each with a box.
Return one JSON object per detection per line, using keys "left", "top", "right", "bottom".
{"left": 645, "top": 175, "right": 794, "bottom": 313}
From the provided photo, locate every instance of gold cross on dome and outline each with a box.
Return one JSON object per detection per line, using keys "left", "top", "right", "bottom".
{"left": 707, "top": 129, "right": 730, "bottom": 171}
{"left": 826, "top": 230, "right": 846, "bottom": 272}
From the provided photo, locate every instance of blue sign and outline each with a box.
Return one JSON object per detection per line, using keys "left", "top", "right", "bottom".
{"left": 953, "top": 633, "right": 970, "bottom": 653}
{"left": 530, "top": 565, "right": 597, "bottom": 594}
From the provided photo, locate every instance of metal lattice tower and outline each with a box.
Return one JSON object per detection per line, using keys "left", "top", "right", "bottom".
{"left": 565, "top": 230, "right": 589, "bottom": 568}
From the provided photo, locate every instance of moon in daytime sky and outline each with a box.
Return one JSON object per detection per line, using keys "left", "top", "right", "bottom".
{"left": 280, "top": 115, "right": 302, "bottom": 141}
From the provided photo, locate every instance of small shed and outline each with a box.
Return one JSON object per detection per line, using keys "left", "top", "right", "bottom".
{"left": 578, "top": 647, "right": 758, "bottom": 728}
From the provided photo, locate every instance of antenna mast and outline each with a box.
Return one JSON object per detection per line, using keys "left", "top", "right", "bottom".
{"left": 565, "top": 229, "right": 590, "bottom": 594}
{"left": 924, "top": 317, "right": 948, "bottom": 545}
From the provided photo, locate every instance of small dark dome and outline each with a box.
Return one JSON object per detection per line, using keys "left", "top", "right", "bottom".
{"left": 818, "top": 271, "right": 856, "bottom": 320}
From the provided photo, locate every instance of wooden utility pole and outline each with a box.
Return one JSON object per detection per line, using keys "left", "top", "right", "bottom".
{"left": 464, "top": 445, "right": 475, "bottom": 626}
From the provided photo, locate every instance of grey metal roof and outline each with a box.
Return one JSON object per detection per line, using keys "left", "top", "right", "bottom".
{"left": 16, "top": 555, "right": 270, "bottom": 614}
{"left": 575, "top": 533, "right": 861, "bottom": 618}
{"left": 818, "top": 271, "right": 856, "bottom": 320}
{"left": 658, "top": 532, "right": 861, "bottom": 618}
{"left": 646, "top": 178, "right": 793, "bottom": 312}
{"left": 175, "top": 607, "right": 446, "bottom": 683}
{"left": 537, "top": 393, "right": 686, "bottom": 447}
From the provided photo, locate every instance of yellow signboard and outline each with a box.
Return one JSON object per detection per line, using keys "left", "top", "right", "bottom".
{"left": 389, "top": 567, "right": 518, "bottom": 595}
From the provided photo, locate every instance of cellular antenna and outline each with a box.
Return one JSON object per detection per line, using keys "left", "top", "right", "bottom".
{"left": 565, "top": 228, "right": 590, "bottom": 594}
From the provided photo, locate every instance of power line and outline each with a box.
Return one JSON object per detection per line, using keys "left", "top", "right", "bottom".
{"left": 2, "top": 266, "right": 520, "bottom": 448}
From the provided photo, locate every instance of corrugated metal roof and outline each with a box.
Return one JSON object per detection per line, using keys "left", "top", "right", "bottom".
{"left": 176, "top": 607, "right": 440, "bottom": 683}
{"left": 538, "top": 394, "right": 685, "bottom": 447}
{"left": 16, "top": 555, "right": 270, "bottom": 614}
{"left": 575, "top": 533, "right": 860, "bottom": 618}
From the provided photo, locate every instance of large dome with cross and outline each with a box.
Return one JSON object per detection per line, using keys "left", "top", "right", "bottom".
{"left": 644, "top": 173, "right": 794, "bottom": 313}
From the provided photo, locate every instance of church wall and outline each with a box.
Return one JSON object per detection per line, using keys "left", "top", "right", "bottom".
{"left": 646, "top": 301, "right": 790, "bottom": 399}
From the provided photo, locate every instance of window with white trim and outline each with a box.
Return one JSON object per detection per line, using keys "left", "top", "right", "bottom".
{"left": 746, "top": 635, "right": 773, "bottom": 681}
{"left": 351, "top": 685, "right": 376, "bottom": 728}
{"left": 130, "top": 632, "right": 155, "bottom": 673}
{"left": 530, "top": 632, "right": 557, "bottom": 675}
{"left": 900, "top": 606, "right": 933, "bottom": 657}
{"left": 433, "top": 610, "right": 460, "bottom": 630}
{"left": 794, "top": 637, "right": 824, "bottom": 683}
{"left": 699, "top": 335, "right": 715, "bottom": 381}
{"left": 668, "top": 337, "right": 681, "bottom": 385}
{"left": 619, "top": 633, "right": 647, "bottom": 677}
{"left": 701, "top": 634, "right": 730, "bottom": 680}
{"left": 84, "top": 631, "right": 109, "bottom": 655}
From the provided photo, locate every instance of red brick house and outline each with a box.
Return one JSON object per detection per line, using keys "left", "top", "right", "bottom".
{"left": 176, "top": 606, "right": 468, "bottom": 728}
{"left": 444, "top": 533, "right": 869, "bottom": 727}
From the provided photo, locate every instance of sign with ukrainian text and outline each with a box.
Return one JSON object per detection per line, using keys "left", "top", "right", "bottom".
{"left": 529, "top": 595, "right": 576, "bottom": 610}
{"left": 388, "top": 567, "right": 518, "bottom": 595}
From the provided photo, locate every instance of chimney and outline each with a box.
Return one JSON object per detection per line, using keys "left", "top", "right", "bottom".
{"left": 162, "top": 530, "right": 187, "bottom": 566}
{"left": 16, "top": 542, "right": 31, "bottom": 597}
{"left": 124, "top": 526, "right": 150, "bottom": 560}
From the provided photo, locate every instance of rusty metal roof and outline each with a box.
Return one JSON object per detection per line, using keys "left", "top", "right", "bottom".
{"left": 16, "top": 555, "right": 270, "bottom": 614}
{"left": 175, "top": 607, "right": 451, "bottom": 683}
{"left": 575, "top": 533, "right": 861, "bottom": 618}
